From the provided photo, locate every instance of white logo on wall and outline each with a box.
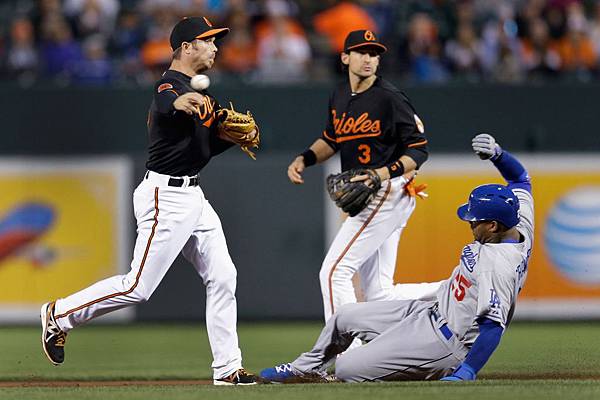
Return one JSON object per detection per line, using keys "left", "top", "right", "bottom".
{"left": 544, "top": 186, "right": 600, "bottom": 285}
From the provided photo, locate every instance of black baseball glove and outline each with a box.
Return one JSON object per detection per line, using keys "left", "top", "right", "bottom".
{"left": 326, "top": 169, "right": 382, "bottom": 217}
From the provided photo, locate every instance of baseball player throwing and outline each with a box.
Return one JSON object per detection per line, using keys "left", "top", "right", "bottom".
{"left": 264, "top": 133, "right": 533, "bottom": 382}
{"left": 287, "top": 30, "right": 439, "bottom": 323}
{"left": 40, "top": 17, "right": 259, "bottom": 385}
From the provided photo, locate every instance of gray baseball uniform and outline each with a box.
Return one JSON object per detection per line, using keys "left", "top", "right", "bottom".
{"left": 291, "top": 188, "right": 534, "bottom": 382}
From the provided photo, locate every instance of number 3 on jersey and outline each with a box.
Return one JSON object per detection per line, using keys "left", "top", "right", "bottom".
{"left": 358, "top": 144, "right": 371, "bottom": 164}
{"left": 452, "top": 273, "right": 472, "bottom": 301}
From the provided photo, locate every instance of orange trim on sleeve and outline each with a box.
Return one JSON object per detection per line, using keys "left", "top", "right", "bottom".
{"left": 407, "top": 140, "right": 428, "bottom": 148}
{"left": 166, "top": 89, "right": 179, "bottom": 96}
{"left": 202, "top": 115, "right": 215, "bottom": 127}
{"left": 157, "top": 83, "right": 173, "bottom": 93}
{"left": 55, "top": 188, "right": 161, "bottom": 320}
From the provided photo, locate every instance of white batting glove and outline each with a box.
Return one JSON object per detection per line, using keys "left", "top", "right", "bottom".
{"left": 472, "top": 133, "right": 502, "bottom": 160}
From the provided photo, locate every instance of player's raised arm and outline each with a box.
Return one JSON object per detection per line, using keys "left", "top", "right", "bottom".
{"left": 472, "top": 133, "right": 531, "bottom": 193}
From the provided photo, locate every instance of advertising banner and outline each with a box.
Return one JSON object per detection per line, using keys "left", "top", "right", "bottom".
{"left": 0, "top": 158, "right": 132, "bottom": 323}
{"left": 326, "top": 155, "right": 600, "bottom": 319}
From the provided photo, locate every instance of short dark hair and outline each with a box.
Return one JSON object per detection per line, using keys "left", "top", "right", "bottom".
{"left": 172, "top": 47, "right": 182, "bottom": 60}
{"left": 494, "top": 221, "right": 510, "bottom": 233}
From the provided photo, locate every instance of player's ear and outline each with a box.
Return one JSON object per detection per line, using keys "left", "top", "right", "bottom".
{"left": 490, "top": 221, "right": 500, "bottom": 233}
{"left": 340, "top": 52, "right": 350, "bottom": 66}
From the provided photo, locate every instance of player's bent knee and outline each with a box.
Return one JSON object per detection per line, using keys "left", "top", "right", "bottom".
{"left": 323, "top": 264, "right": 354, "bottom": 288}
{"left": 207, "top": 266, "right": 237, "bottom": 290}
{"left": 131, "top": 287, "right": 153, "bottom": 303}
{"left": 335, "top": 355, "right": 363, "bottom": 383}
{"left": 334, "top": 303, "right": 363, "bottom": 327}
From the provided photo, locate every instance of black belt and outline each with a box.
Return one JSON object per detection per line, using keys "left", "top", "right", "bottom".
{"left": 168, "top": 176, "right": 198, "bottom": 187}
{"left": 145, "top": 171, "right": 199, "bottom": 187}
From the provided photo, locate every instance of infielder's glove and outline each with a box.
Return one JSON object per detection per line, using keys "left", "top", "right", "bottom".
{"left": 217, "top": 103, "right": 260, "bottom": 160}
{"left": 326, "top": 169, "right": 382, "bottom": 217}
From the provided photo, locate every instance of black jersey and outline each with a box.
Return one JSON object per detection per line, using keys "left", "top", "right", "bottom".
{"left": 321, "top": 77, "right": 428, "bottom": 177}
{"left": 146, "top": 70, "right": 233, "bottom": 176}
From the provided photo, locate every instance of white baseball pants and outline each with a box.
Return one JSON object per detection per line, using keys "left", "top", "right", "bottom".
{"left": 52, "top": 170, "right": 243, "bottom": 379}
{"left": 320, "top": 176, "right": 442, "bottom": 321}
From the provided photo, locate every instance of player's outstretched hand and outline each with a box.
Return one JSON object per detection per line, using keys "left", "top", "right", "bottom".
{"left": 472, "top": 133, "right": 502, "bottom": 160}
{"left": 288, "top": 156, "right": 306, "bottom": 184}
{"left": 173, "top": 92, "right": 205, "bottom": 115}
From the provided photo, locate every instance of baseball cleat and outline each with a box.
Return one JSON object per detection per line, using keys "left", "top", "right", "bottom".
{"left": 40, "top": 302, "right": 68, "bottom": 366}
{"left": 260, "top": 363, "right": 303, "bottom": 383}
{"left": 213, "top": 368, "right": 259, "bottom": 386}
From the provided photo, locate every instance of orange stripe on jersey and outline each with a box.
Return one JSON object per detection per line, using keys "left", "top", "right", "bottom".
{"left": 55, "top": 188, "right": 161, "bottom": 320}
{"left": 334, "top": 132, "right": 381, "bottom": 143}
{"left": 328, "top": 182, "right": 391, "bottom": 314}
{"left": 407, "top": 140, "right": 428, "bottom": 148}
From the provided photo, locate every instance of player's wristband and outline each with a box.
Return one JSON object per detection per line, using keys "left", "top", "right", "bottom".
{"left": 301, "top": 149, "right": 317, "bottom": 167}
{"left": 451, "top": 363, "right": 477, "bottom": 381}
{"left": 386, "top": 160, "right": 405, "bottom": 179}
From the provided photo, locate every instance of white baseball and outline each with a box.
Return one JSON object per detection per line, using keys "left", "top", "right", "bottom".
{"left": 190, "top": 74, "right": 210, "bottom": 91}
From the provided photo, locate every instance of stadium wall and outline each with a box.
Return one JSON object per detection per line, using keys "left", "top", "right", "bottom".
{"left": 0, "top": 83, "right": 598, "bottom": 322}
{"left": 1, "top": 82, "right": 599, "bottom": 154}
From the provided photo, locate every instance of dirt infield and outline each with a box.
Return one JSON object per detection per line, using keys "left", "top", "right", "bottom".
{"left": 1, "top": 373, "right": 599, "bottom": 388}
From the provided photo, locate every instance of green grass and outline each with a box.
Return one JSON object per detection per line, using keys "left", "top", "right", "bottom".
{"left": 2, "top": 381, "right": 600, "bottom": 400}
{"left": 1, "top": 322, "right": 599, "bottom": 399}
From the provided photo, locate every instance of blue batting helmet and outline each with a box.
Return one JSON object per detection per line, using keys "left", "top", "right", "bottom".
{"left": 457, "top": 184, "right": 520, "bottom": 228}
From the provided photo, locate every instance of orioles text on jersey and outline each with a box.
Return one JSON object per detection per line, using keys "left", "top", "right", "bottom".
{"left": 331, "top": 110, "right": 381, "bottom": 142}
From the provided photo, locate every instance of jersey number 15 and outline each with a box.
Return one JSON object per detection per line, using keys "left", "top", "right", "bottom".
{"left": 452, "top": 273, "right": 472, "bottom": 301}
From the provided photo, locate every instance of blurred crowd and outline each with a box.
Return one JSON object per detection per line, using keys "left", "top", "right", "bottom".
{"left": 1, "top": 0, "right": 600, "bottom": 86}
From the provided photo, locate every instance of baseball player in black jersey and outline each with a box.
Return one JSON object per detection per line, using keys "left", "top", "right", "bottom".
{"left": 40, "top": 17, "right": 258, "bottom": 386}
{"left": 287, "top": 30, "right": 441, "bottom": 323}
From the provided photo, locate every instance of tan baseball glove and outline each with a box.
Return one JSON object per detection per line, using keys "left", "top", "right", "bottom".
{"left": 217, "top": 103, "right": 260, "bottom": 160}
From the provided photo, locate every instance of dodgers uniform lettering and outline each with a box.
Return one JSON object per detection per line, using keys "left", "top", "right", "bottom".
{"left": 261, "top": 134, "right": 534, "bottom": 384}
{"left": 437, "top": 187, "right": 534, "bottom": 345}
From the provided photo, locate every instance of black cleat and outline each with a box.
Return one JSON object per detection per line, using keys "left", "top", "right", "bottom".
{"left": 214, "top": 368, "right": 259, "bottom": 386}
{"left": 40, "top": 302, "right": 67, "bottom": 365}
